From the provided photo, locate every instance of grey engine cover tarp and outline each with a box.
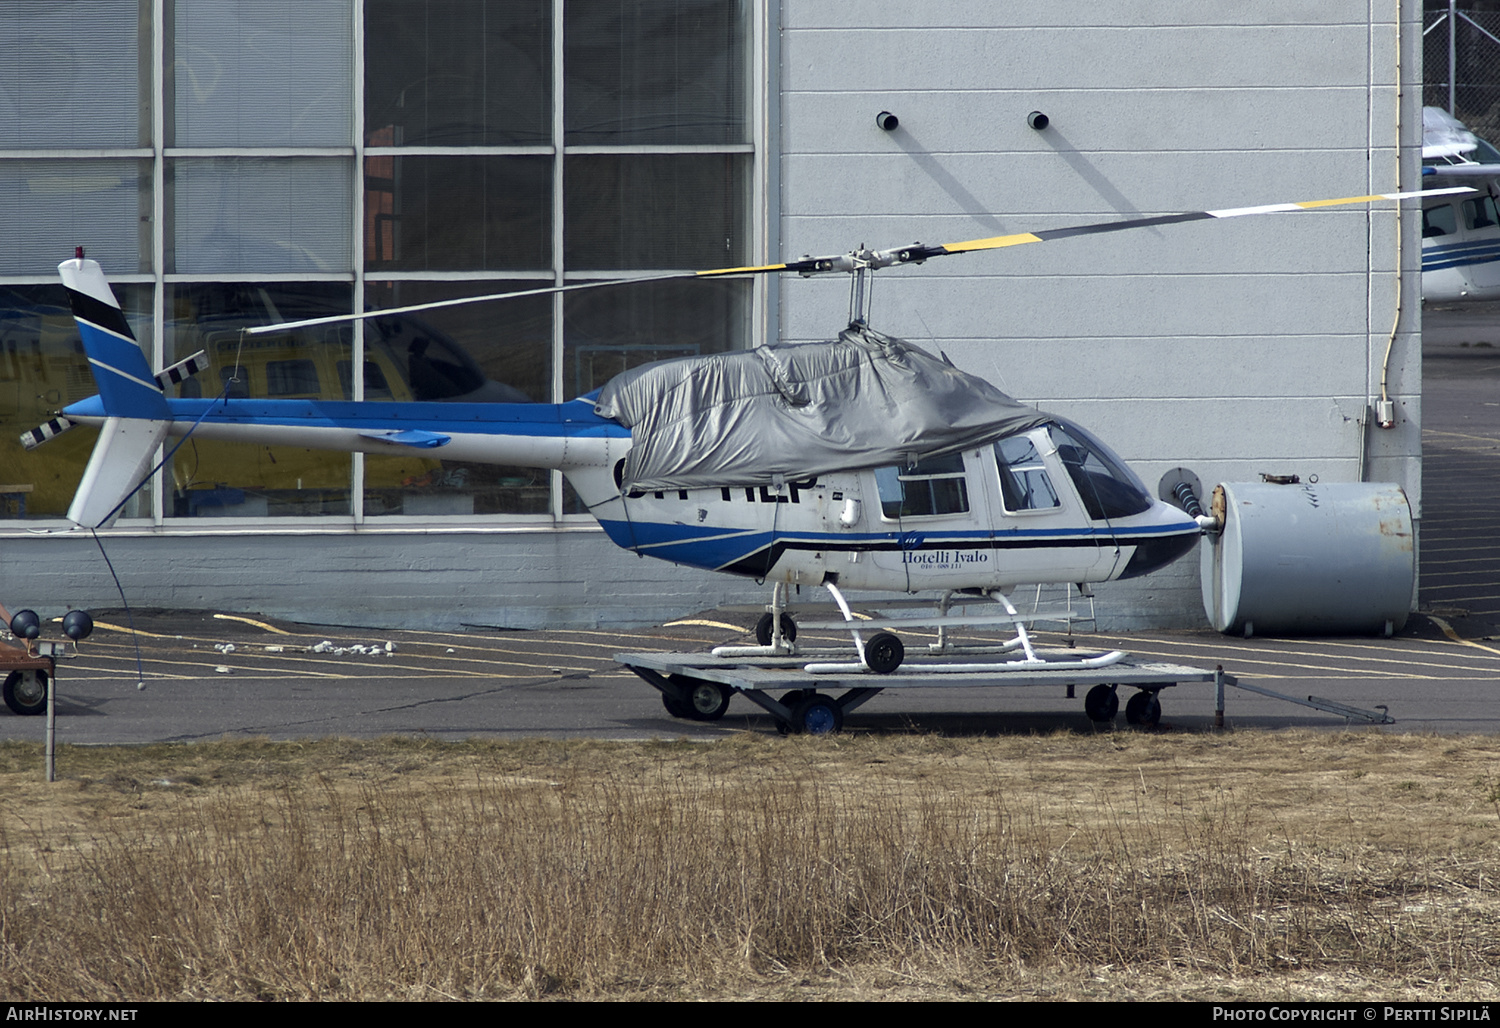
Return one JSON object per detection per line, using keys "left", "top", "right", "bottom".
{"left": 593, "top": 324, "right": 1053, "bottom": 491}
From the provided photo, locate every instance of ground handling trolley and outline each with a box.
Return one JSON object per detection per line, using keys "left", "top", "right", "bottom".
{"left": 617, "top": 649, "right": 1235, "bottom": 735}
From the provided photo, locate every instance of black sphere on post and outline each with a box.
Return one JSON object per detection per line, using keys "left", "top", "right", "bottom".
{"left": 62, "top": 610, "right": 94, "bottom": 642}
{"left": 9, "top": 610, "right": 40, "bottom": 640}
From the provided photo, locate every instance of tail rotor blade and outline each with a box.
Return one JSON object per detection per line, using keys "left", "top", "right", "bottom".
{"left": 19, "top": 416, "right": 75, "bottom": 451}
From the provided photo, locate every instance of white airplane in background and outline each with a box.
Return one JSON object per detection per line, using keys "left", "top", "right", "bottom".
{"left": 1422, "top": 106, "right": 1500, "bottom": 302}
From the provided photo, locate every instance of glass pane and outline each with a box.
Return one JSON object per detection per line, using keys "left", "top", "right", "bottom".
{"left": 0, "top": 283, "right": 152, "bottom": 521}
{"left": 0, "top": 0, "right": 148, "bottom": 147}
{"left": 164, "top": 282, "right": 354, "bottom": 517}
{"left": 875, "top": 454, "right": 970, "bottom": 519}
{"left": 365, "top": 0, "right": 550, "bottom": 146}
{"left": 364, "top": 280, "right": 552, "bottom": 516}
{"left": 563, "top": 277, "right": 747, "bottom": 399}
{"left": 561, "top": 276, "right": 747, "bottom": 514}
{"left": 994, "top": 435, "right": 1059, "bottom": 513}
{"left": 1424, "top": 205, "right": 1457, "bottom": 238}
{"left": 0, "top": 160, "right": 151, "bottom": 276}
{"left": 169, "top": 157, "right": 352, "bottom": 274}
{"left": 1465, "top": 196, "right": 1499, "bottom": 231}
{"left": 170, "top": 0, "right": 352, "bottom": 146}
{"left": 365, "top": 155, "right": 550, "bottom": 272}
{"left": 565, "top": 154, "right": 747, "bottom": 269}
{"left": 1049, "top": 422, "right": 1152, "bottom": 521}
{"left": 566, "top": 0, "right": 746, "bottom": 145}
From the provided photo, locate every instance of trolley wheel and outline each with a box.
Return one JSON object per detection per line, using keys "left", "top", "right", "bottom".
{"left": 773, "top": 690, "right": 808, "bottom": 735}
{"left": 755, "top": 612, "right": 798, "bottom": 646}
{"left": 661, "top": 691, "right": 692, "bottom": 719}
{"left": 1125, "top": 690, "right": 1162, "bottom": 728}
{"left": 686, "top": 678, "right": 732, "bottom": 721}
{"left": 792, "top": 693, "right": 844, "bottom": 735}
{"left": 864, "top": 631, "right": 904, "bottom": 674}
{"left": 3, "top": 669, "right": 48, "bottom": 717}
{"left": 1084, "top": 683, "right": 1119, "bottom": 722}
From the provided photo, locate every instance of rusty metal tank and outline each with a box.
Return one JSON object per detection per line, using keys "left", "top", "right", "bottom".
{"left": 1200, "top": 480, "right": 1415, "bottom": 637}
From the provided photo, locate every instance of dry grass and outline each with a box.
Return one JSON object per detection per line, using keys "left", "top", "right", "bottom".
{"left": 1, "top": 730, "right": 1498, "bottom": 1000}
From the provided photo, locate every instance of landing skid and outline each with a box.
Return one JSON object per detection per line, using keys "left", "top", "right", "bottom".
{"left": 711, "top": 582, "right": 1119, "bottom": 675}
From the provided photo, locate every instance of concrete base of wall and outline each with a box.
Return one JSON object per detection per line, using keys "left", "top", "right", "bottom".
{"left": 0, "top": 525, "right": 1229, "bottom": 633}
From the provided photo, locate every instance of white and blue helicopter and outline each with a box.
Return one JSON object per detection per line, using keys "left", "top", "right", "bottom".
{"left": 35, "top": 186, "right": 1463, "bottom": 729}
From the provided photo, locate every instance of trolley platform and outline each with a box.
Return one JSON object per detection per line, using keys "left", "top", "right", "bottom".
{"left": 617, "top": 649, "right": 1236, "bottom": 734}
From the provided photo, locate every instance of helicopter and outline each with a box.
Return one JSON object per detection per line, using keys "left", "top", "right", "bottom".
{"left": 35, "top": 186, "right": 1464, "bottom": 719}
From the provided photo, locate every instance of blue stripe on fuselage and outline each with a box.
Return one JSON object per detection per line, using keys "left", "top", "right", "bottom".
{"left": 597, "top": 518, "right": 1198, "bottom": 573}
{"left": 59, "top": 395, "right": 630, "bottom": 439}
{"left": 1422, "top": 240, "right": 1500, "bottom": 272}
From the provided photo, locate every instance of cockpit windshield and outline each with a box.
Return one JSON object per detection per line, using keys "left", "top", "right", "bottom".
{"left": 1048, "top": 420, "right": 1152, "bottom": 520}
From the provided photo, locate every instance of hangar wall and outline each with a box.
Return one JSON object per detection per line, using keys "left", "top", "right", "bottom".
{"left": 2, "top": 1, "right": 1422, "bottom": 632}
{"left": 776, "top": 0, "right": 1423, "bottom": 628}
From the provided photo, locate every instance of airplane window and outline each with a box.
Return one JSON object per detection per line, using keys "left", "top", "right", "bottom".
{"left": 875, "top": 452, "right": 970, "bottom": 519}
{"left": 406, "top": 335, "right": 484, "bottom": 400}
{"left": 994, "top": 435, "right": 1060, "bottom": 512}
{"left": 1464, "top": 196, "right": 1499, "bottom": 230}
{"left": 1048, "top": 422, "right": 1153, "bottom": 521}
{"left": 1424, "top": 205, "right": 1457, "bottom": 237}
{"left": 337, "top": 360, "right": 395, "bottom": 400}
{"left": 266, "top": 359, "right": 320, "bottom": 397}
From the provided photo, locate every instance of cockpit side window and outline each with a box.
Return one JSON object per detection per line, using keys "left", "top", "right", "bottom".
{"left": 1424, "top": 204, "right": 1457, "bottom": 238}
{"left": 1049, "top": 423, "right": 1152, "bottom": 521}
{"left": 874, "top": 452, "right": 970, "bottom": 518}
{"left": 994, "top": 435, "right": 1060, "bottom": 513}
{"left": 1465, "top": 196, "right": 1499, "bottom": 231}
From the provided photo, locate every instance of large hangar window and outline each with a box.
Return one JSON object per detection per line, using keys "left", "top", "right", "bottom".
{"left": 0, "top": 0, "right": 760, "bottom": 525}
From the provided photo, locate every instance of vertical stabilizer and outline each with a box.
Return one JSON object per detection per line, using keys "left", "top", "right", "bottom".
{"left": 59, "top": 257, "right": 171, "bottom": 527}
{"left": 58, "top": 257, "right": 171, "bottom": 420}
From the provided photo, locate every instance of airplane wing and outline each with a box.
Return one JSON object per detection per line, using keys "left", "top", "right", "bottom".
{"left": 1423, "top": 105, "right": 1481, "bottom": 161}
{"left": 1424, "top": 163, "right": 1500, "bottom": 178}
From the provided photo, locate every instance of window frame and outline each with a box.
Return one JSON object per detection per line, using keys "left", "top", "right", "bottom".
{"left": 874, "top": 451, "right": 974, "bottom": 522}
{"left": 0, "top": 0, "right": 770, "bottom": 529}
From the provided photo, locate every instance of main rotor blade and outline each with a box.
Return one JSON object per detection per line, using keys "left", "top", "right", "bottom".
{"left": 244, "top": 186, "right": 1470, "bottom": 336}
{"left": 902, "top": 187, "right": 1471, "bottom": 262}
{"left": 246, "top": 272, "right": 697, "bottom": 335}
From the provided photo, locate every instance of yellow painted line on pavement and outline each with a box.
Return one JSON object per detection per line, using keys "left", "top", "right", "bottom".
{"left": 1426, "top": 614, "right": 1500, "bottom": 658}
{"left": 213, "top": 613, "right": 292, "bottom": 635}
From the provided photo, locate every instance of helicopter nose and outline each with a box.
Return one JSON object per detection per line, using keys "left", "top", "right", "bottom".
{"left": 1118, "top": 528, "right": 1200, "bottom": 580}
{"left": 1116, "top": 506, "right": 1202, "bottom": 580}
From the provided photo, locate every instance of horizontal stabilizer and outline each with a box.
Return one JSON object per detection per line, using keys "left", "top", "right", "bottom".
{"left": 357, "top": 428, "right": 452, "bottom": 449}
{"left": 156, "top": 349, "right": 209, "bottom": 390}
{"left": 19, "top": 416, "right": 74, "bottom": 450}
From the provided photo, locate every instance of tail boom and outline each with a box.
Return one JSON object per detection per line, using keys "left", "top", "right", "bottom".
{"left": 59, "top": 257, "right": 631, "bottom": 525}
